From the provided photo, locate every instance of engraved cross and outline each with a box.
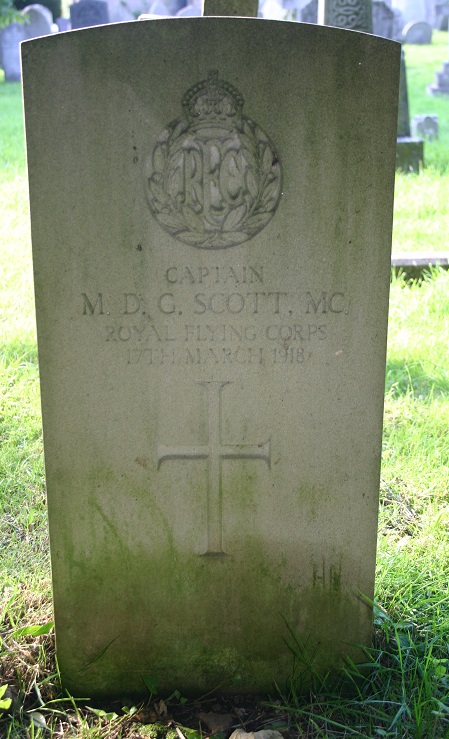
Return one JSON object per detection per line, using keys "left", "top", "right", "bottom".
{"left": 157, "top": 381, "right": 271, "bottom": 556}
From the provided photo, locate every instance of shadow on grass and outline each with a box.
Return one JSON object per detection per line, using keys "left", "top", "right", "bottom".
{"left": 385, "top": 358, "right": 449, "bottom": 399}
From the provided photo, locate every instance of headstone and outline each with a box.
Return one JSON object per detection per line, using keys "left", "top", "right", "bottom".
{"left": 402, "top": 19, "right": 432, "bottom": 41}
{"left": 70, "top": 0, "right": 110, "bottom": 28}
{"left": 318, "top": 0, "right": 373, "bottom": 31}
{"left": 22, "top": 18, "right": 400, "bottom": 698}
{"left": 396, "top": 49, "right": 424, "bottom": 171}
{"left": 21, "top": 4, "right": 53, "bottom": 37}
{"left": 434, "top": 2, "right": 449, "bottom": 29}
{"left": 411, "top": 114, "right": 438, "bottom": 140}
{"left": 1, "top": 22, "right": 27, "bottom": 81}
{"left": 372, "top": 0, "right": 395, "bottom": 37}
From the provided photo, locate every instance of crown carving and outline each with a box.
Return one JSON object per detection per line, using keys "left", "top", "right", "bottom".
{"left": 181, "top": 70, "right": 244, "bottom": 128}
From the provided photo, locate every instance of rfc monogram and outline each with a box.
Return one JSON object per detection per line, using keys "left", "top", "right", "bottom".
{"left": 145, "top": 71, "right": 282, "bottom": 249}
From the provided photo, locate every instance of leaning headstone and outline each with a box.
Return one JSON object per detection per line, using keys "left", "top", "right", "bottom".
{"left": 402, "top": 19, "right": 432, "bottom": 41}
{"left": 70, "top": 0, "right": 110, "bottom": 28}
{"left": 411, "top": 114, "right": 438, "bottom": 140}
{"left": 22, "top": 18, "right": 400, "bottom": 698}
{"left": 396, "top": 49, "right": 424, "bottom": 171}
{"left": 1, "top": 22, "right": 27, "bottom": 81}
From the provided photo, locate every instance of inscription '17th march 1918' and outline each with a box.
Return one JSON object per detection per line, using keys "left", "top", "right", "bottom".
{"left": 145, "top": 71, "right": 282, "bottom": 249}
{"left": 157, "top": 381, "right": 271, "bottom": 555}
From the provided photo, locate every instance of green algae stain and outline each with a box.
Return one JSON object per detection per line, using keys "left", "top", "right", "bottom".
{"left": 52, "top": 468, "right": 372, "bottom": 699}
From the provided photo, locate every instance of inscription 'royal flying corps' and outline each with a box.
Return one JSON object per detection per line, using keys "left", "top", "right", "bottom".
{"left": 145, "top": 71, "right": 282, "bottom": 249}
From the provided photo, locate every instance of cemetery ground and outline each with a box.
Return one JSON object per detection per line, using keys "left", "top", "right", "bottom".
{"left": 1, "top": 31, "right": 449, "bottom": 739}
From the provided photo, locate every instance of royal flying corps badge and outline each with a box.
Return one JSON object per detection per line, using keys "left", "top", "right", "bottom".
{"left": 145, "top": 70, "right": 282, "bottom": 249}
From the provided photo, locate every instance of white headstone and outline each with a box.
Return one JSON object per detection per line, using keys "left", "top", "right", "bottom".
{"left": 22, "top": 4, "right": 53, "bottom": 37}
{"left": 22, "top": 18, "right": 400, "bottom": 698}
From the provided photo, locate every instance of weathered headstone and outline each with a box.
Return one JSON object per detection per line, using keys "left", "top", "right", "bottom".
{"left": 1, "top": 22, "right": 27, "bottom": 81}
{"left": 402, "top": 19, "right": 432, "bottom": 41}
{"left": 70, "top": 0, "right": 110, "bottom": 28}
{"left": 22, "top": 18, "right": 400, "bottom": 698}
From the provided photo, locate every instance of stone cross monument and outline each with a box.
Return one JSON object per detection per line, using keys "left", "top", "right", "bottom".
{"left": 318, "top": 0, "right": 373, "bottom": 32}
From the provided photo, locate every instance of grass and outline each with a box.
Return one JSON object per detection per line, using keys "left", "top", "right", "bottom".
{"left": 1, "top": 28, "right": 449, "bottom": 739}
{"left": 393, "top": 32, "right": 449, "bottom": 253}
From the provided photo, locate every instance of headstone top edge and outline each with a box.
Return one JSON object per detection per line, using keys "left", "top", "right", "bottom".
{"left": 20, "top": 16, "right": 403, "bottom": 48}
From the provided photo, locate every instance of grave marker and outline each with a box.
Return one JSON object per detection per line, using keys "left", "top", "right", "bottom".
{"left": 1, "top": 22, "right": 27, "bottom": 81}
{"left": 22, "top": 18, "right": 400, "bottom": 698}
{"left": 70, "top": 0, "right": 110, "bottom": 28}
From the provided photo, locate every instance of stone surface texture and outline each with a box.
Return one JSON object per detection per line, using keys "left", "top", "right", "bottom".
{"left": 203, "top": 0, "right": 258, "bottom": 15}
{"left": 22, "top": 18, "right": 400, "bottom": 698}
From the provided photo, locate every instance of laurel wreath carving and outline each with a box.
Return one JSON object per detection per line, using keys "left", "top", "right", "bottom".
{"left": 145, "top": 116, "right": 282, "bottom": 249}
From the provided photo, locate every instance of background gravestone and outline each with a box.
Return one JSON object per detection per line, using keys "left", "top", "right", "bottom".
{"left": 70, "top": 0, "right": 110, "bottom": 28}
{"left": 318, "top": 0, "right": 372, "bottom": 31}
{"left": 402, "top": 19, "right": 432, "bottom": 41}
{"left": 22, "top": 18, "right": 400, "bottom": 698}
{"left": 396, "top": 49, "right": 424, "bottom": 170}
{"left": 434, "top": 2, "right": 449, "bottom": 29}
{"left": 372, "top": 0, "right": 395, "bottom": 37}
{"left": 22, "top": 4, "right": 53, "bottom": 37}
{"left": 411, "top": 114, "right": 438, "bottom": 139}
{"left": 428, "top": 58, "right": 449, "bottom": 94}
{"left": 1, "top": 22, "right": 27, "bottom": 81}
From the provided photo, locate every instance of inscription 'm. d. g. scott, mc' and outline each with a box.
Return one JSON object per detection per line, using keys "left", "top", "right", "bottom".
{"left": 145, "top": 71, "right": 282, "bottom": 249}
